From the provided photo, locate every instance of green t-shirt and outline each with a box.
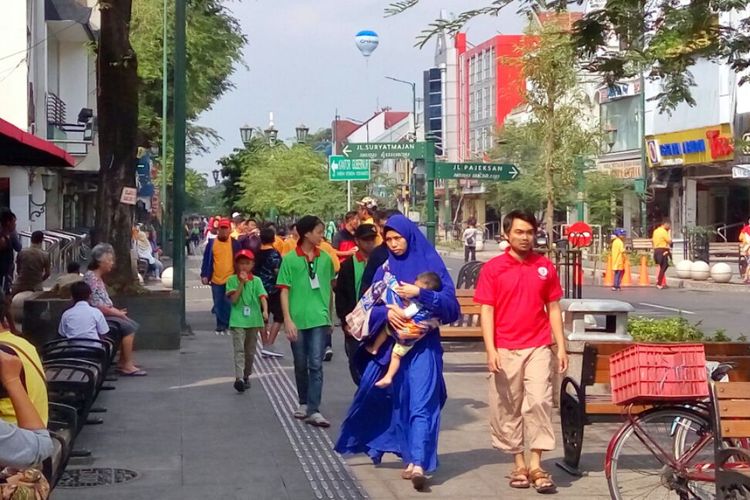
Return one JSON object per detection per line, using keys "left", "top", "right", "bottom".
{"left": 353, "top": 256, "right": 366, "bottom": 298}
{"left": 277, "top": 248, "right": 334, "bottom": 330}
{"left": 225, "top": 274, "right": 268, "bottom": 328}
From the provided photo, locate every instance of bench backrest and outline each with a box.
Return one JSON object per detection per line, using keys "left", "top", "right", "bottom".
{"left": 630, "top": 238, "right": 653, "bottom": 251}
{"left": 451, "top": 290, "right": 481, "bottom": 327}
{"left": 712, "top": 382, "right": 750, "bottom": 440}
{"left": 581, "top": 342, "right": 750, "bottom": 388}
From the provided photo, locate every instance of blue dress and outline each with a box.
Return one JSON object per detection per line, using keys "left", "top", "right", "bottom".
{"left": 335, "top": 215, "right": 460, "bottom": 473}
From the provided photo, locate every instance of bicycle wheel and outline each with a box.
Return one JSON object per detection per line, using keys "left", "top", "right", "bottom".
{"left": 607, "top": 407, "right": 715, "bottom": 500}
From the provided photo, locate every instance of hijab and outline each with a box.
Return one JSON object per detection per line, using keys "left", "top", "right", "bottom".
{"left": 382, "top": 214, "right": 450, "bottom": 286}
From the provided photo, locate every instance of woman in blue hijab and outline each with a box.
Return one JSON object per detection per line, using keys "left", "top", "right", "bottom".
{"left": 335, "top": 215, "right": 460, "bottom": 490}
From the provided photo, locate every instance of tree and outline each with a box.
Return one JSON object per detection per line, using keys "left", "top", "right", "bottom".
{"left": 185, "top": 168, "right": 209, "bottom": 214}
{"left": 95, "top": 0, "right": 139, "bottom": 290}
{"left": 506, "top": 24, "right": 597, "bottom": 231}
{"left": 585, "top": 172, "right": 626, "bottom": 232}
{"left": 386, "top": 0, "right": 749, "bottom": 113}
{"left": 229, "top": 144, "right": 346, "bottom": 219}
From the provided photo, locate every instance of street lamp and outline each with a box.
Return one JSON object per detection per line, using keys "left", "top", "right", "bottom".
{"left": 385, "top": 76, "right": 417, "bottom": 139}
{"left": 239, "top": 124, "right": 254, "bottom": 145}
{"left": 212, "top": 169, "right": 221, "bottom": 185}
{"left": 295, "top": 123, "right": 309, "bottom": 144}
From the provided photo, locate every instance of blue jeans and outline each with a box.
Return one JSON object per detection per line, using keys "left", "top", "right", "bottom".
{"left": 613, "top": 270, "right": 624, "bottom": 289}
{"left": 210, "top": 283, "right": 231, "bottom": 330}
{"left": 290, "top": 326, "right": 328, "bottom": 415}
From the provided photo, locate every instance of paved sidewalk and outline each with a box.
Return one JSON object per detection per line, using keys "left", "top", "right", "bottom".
{"left": 438, "top": 245, "right": 750, "bottom": 293}
{"left": 52, "top": 256, "right": 618, "bottom": 499}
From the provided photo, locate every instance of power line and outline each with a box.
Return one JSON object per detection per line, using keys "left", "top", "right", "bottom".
{"left": 0, "top": 16, "right": 88, "bottom": 64}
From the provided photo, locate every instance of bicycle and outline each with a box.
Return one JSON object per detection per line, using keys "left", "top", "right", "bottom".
{"left": 605, "top": 363, "right": 738, "bottom": 500}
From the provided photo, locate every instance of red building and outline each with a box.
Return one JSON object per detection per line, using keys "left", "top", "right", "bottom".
{"left": 456, "top": 33, "right": 527, "bottom": 160}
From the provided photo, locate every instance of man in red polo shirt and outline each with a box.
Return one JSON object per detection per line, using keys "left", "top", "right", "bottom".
{"left": 474, "top": 209, "right": 568, "bottom": 494}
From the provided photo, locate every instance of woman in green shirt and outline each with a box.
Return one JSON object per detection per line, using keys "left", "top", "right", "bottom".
{"left": 277, "top": 215, "right": 335, "bottom": 428}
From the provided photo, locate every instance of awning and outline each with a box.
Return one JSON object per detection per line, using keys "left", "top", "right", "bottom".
{"left": 0, "top": 118, "right": 75, "bottom": 167}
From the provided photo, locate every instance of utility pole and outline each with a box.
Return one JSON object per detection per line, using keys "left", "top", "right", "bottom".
{"left": 172, "top": 0, "right": 187, "bottom": 328}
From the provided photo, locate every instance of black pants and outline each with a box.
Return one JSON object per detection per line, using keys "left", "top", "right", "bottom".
{"left": 654, "top": 248, "right": 670, "bottom": 286}
{"left": 464, "top": 245, "right": 476, "bottom": 262}
{"left": 343, "top": 334, "right": 362, "bottom": 386}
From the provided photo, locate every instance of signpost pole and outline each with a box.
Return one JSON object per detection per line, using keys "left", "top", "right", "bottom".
{"left": 347, "top": 180, "right": 351, "bottom": 211}
{"left": 425, "top": 141, "right": 436, "bottom": 244}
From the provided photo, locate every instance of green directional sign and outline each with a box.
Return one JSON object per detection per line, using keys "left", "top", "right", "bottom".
{"left": 342, "top": 142, "right": 425, "bottom": 161}
{"left": 329, "top": 155, "right": 371, "bottom": 181}
{"left": 435, "top": 162, "right": 520, "bottom": 181}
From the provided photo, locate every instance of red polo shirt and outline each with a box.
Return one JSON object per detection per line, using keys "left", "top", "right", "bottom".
{"left": 474, "top": 250, "right": 563, "bottom": 350}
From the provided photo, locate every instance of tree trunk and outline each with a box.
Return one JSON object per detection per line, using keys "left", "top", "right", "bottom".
{"left": 95, "top": 0, "right": 139, "bottom": 291}
{"left": 543, "top": 105, "right": 556, "bottom": 235}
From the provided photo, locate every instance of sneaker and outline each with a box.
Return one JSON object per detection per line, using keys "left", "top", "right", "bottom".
{"left": 243, "top": 377, "right": 251, "bottom": 389}
{"left": 324, "top": 347, "right": 333, "bottom": 362}
{"left": 215, "top": 329, "right": 224, "bottom": 336}
{"left": 293, "top": 404, "right": 307, "bottom": 419}
{"left": 305, "top": 412, "right": 330, "bottom": 428}
{"left": 261, "top": 347, "right": 284, "bottom": 358}
{"left": 233, "top": 378, "right": 245, "bottom": 393}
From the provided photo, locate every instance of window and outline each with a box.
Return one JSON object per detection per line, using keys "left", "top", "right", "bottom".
{"left": 469, "top": 57, "right": 475, "bottom": 85}
{"left": 469, "top": 92, "right": 474, "bottom": 122}
{"left": 483, "top": 88, "right": 490, "bottom": 119}
{"left": 477, "top": 55, "right": 483, "bottom": 82}
{"left": 469, "top": 130, "right": 476, "bottom": 154}
{"left": 484, "top": 50, "right": 492, "bottom": 80}
{"left": 476, "top": 91, "right": 483, "bottom": 122}
{"left": 490, "top": 84, "right": 496, "bottom": 117}
{"left": 600, "top": 96, "right": 640, "bottom": 153}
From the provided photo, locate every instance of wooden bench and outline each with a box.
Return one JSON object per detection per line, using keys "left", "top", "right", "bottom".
{"left": 441, "top": 289, "right": 482, "bottom": 340}
{"left": 711, "top": 381, "right": 750, "bottom": 499}
{"left": 558, "top": 341, "right": 750, "bottom": 475}
{"left": 709, "top": 242, "right": 746, "bottom": 274}
{"left": 629, "top": 238, "right": 653, "bottom": 253}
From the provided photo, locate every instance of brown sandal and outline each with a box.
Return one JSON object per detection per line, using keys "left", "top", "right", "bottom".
{"left": 508, "top": 467, "right": 530, "bottom": 489}
{"left": 529, "top": 468, "right": 556, "bottom": 494}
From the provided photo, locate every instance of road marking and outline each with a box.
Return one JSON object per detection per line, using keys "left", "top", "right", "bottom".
{"left": 639, "top": 302, "right": 695, "bottom": 315}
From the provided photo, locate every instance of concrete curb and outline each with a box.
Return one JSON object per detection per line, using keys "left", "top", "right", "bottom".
{"left": 437, "top": 247, "right": 750, "bottom": 293}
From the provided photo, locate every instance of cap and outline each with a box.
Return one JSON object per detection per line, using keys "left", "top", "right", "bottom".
{"left": 235, "top": 249, "right": 255, "bottom": 261}
{"left": 218, "top": 218, "right": 232, "bottom": 229}
{"left": 614, "top": 228, "right": 627, "bottom": 237}
{"left": 354, "top": 223, "right": 378, "bottom": 240}
{"left": 356, "top": 196, "right": 378, "bottom": 210}
{"left": 231, "top": 212, "right": 242, "bottom": 219}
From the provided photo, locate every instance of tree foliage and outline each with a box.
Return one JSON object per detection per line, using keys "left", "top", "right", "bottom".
{"left": 131, "top": 0, "right": 246, "bottom": 149}
{"left": 185, "top": 168, "right": 210, "bottom": 214}
{"left": 218, "top": 141, "right": 347, "bottom": 218}
{"left": 585, "top": 171, "right": 625, "bottom": 231}
{"left": 386, "top": 0, "right": 750, "bottom": 112}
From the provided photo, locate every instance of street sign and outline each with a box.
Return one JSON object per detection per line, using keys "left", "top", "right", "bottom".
{"left": 329, "top": 155, "right": 371, "bottom": 181}
{"left": 435, "top": 162, "right": 520, "bottom": 181}
{"left": 342, "top": 142, "right": 425, "bottom": 161}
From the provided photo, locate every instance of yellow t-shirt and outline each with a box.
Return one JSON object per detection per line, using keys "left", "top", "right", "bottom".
{"left": 652, "top": 226, "right": 671, "bottom": 249}
{"left": 318, "top": 241, "right": 341, "bottom": 274}
{"left": 211, "top": 238, "right": 235, "bottom": 285}
{"left": 0, "top": 331, "right": 48, "bottom": 425}
{"left": 611, "top": 237, "right": 626, "bottom": 271}
{"left": 281, "top": 237, "right": 298, "bottom": 256}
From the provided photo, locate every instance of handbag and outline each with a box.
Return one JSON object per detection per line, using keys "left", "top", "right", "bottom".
{"left": 0, "top": 467, "right": 50, "bottom": 500}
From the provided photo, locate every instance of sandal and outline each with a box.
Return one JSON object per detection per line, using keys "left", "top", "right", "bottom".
{"left": 508, "top": 467, "right": 530, "bottom": 489}
{"left": 529, "top": 468, "right": 556, "bottom": 494}
{"left": 411, "top": 470, "right": 426, "bottom": 491}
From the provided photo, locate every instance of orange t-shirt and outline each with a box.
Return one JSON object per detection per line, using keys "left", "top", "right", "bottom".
{"left": 273, "top": 235, "right": 285, "bottom": 254}
{"left": 211, "top": 238, "right": 234, "bottom": 285}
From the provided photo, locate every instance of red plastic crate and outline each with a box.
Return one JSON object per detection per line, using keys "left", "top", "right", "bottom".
{"left": 609, "top": 343, "right": 709, "bottom": 405}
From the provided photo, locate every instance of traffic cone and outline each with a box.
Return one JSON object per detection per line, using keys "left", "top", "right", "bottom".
{"left": 638, "top": 255, "right": 650, "bottom": 286}
{"left": 603, "top": 255, "right": 613, "bottom": 287}
{"left": 622, "top": 258, "right": 632, "bottom": 287}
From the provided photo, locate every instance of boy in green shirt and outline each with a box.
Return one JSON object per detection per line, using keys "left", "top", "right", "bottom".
{"left": 226, "top": 249, "right": 268, "bottom": 393}
{"left": 277, "top": 215, "right": 335, "bottom": 427}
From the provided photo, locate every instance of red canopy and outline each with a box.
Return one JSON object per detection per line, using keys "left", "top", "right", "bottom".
{"left": 0, "top": 117, "right": 75, "bottom": 167}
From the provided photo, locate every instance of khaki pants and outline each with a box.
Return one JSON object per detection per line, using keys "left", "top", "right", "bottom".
{"left": 230, "top": 327, "right": 260, "bottom": 379}
{"left": 488, "top": 345, "right": 555, "bottom": 454}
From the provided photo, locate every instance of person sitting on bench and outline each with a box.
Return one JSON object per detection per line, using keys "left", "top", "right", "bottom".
{"left": 58, "top": 281, "right": 110, "bottom": 341}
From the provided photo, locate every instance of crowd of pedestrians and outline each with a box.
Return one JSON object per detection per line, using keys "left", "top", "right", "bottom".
{"left": 198, "top": 202, "right": 569, "bottom": 492}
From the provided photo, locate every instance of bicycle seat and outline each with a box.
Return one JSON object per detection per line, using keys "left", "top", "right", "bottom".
{"left": 711, "top": 362, "right": 736, "bottom": 381}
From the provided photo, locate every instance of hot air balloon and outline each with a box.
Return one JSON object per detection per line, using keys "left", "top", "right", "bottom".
{"left": 355, "top": 30, "right": 379, "bottom": 58}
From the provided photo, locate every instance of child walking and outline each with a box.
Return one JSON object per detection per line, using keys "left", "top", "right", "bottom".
{"left": 226, "top": 249, "right": 268, "bottom": 393}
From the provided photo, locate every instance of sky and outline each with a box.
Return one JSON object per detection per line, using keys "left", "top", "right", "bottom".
{"left": 191, "top": 0, "right": 529, "bottom": 174}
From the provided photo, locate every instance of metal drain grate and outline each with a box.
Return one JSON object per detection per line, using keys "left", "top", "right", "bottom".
{"left": 58, "top": 468, "right": 139, "bottom": 488}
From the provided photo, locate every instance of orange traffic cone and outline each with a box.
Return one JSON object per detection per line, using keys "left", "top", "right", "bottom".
{"left": 603, "top": 255, "right": 613, "bottom": 287}
{"left": 638, "top": 255, "right": 650, "bottom": 286}
{"left": 622, "top": 258, "right": 632, "bottom": 287}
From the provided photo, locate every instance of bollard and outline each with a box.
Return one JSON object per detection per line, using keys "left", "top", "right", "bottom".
{"left": 603, "top": 255, "right": 613, "bottom": 287}
{"left": 622, "top": 258, "right": 632, "bottom": 287}
{"left": 638, "top": 255, "right": 650, "bottom": 286}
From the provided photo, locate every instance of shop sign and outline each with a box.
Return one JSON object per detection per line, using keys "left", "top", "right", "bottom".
{"left": 645, "top": 124, "right": 734, "bottom": 167}
{"left": 732, "top": 165, "right": 750, "bottom": 179}
{"left": 598, "top": 80, "right": 641, "bottom": 103}
{"left": 597, "top": 158, "right": 642, "bottom": 179}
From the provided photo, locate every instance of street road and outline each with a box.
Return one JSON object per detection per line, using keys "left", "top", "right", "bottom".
{"left": 442, "top": 256, "right": 749, "bottom": 340}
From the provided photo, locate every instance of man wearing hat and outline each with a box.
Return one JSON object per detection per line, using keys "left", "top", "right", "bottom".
{"left": 334, "top": 223, "right": 379, "bottom": 385}
{"left": 356, "top": 197, "right": 378, "bottom": 225}
{"left": 201, "top": 218, "right": 242, "bottom": 334}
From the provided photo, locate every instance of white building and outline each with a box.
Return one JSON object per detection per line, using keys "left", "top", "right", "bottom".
{"left": 0, "top": 0, "right": 99, "bottom": 233}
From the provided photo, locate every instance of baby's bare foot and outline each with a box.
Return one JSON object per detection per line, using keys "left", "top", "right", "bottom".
{"left": 375, "top": 377, "right": 392, "bottom": 388}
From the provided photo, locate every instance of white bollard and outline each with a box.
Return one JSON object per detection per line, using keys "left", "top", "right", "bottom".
{"left": 162, "top": 267, "right": 174, "bottom": 288}
{"left": 710, "top": 262, "right": 733, "bottom": 283}
{"left": 690, "top": 261, "right": 711, "bottom": 281}
{"left": 675, "top": 259, "right": 693, "bottom": 279}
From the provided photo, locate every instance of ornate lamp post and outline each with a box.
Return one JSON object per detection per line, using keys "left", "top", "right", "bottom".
{"left": 239, "top": 124, "right": 254, "bottom": 146}
{"left": 295, "top": 123, "right": 309, "bottom": 144}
